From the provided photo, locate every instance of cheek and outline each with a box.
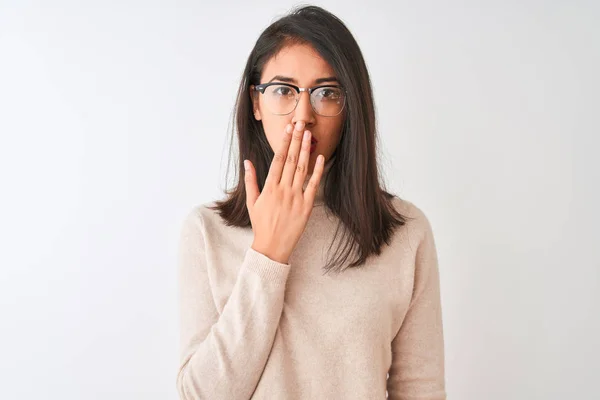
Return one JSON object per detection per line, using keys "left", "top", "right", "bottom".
{"left": 261, "top": 117, "right": 288, "bottom": 151}
{"left": 260, "top": 115, "right": 345, "bottom": 154}
{"left": 319, "top": 118, "right": 344, "bottom": 151}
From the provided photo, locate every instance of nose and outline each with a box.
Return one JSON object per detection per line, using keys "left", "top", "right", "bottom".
{"left": 291, "top": 90, "right": 316, "bottom": 127}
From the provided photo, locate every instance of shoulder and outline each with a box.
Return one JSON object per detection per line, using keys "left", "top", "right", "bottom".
{"left": 180, "top": 200, "right": 250, "bottom": 242}
{"left": 183, "top": 201, "right": 221, "bottom": 229}
{"left": 179, "top": 201, "right": 224, "bottom": 237}
{"left": 387, "top": 196, "right": 440, "bottom": 281}
{"left": 388, "top": 195, "right": 436, "bottom": 245}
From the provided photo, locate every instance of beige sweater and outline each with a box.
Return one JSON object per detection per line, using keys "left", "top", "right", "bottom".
{"left": 176, "top": 161, "right": 446, "bottom": 400}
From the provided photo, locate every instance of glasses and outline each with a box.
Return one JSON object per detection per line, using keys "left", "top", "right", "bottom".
{"left": 253, "top": 82, "right": 346, "bottom": 117}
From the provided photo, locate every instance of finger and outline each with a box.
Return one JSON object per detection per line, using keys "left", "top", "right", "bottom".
{"left": 244, "top": 160, "right": 259, "bottom": 213}
{"left": 292, "top": 129, "right": 311, "bottom": 190}
{"left": 264, "top": 124, "right": 293, "bottom": 188}
{"left": 280, "top": 121, "right": 305, "bottom": 186}
{"left": 303, "top": 154, "right": 325, "bottom": 206}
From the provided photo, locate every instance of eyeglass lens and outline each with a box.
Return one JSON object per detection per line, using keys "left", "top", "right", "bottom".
{"left": 262, "top": 84, "right": 345, "bottom": 116}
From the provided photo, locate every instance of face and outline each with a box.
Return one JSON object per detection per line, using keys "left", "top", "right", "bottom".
{"left": 251, "top": 43, "right": 345, "bottom": 174}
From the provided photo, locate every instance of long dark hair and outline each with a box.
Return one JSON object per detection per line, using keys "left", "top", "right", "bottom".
{"left": 211, "top": 5, "right": 410, "bottom": 273}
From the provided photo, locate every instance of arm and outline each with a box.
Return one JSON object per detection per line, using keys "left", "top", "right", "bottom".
{"left": 387, "top": 213, "right": 446, "bottom": 400}
{"left": 176, "top": 208, "right": 290, "bottom": 400}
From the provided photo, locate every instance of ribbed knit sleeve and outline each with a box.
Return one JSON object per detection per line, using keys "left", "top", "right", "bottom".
{"left": 176, "top": 207, "right": 290, "bottom": 400}
{"left": 387, "top": 211, "right": 446, "bottom": 400}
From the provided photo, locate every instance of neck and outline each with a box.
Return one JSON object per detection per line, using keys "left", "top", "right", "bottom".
{"left": 303, "top": 156, "right": 335, "bottom": 204}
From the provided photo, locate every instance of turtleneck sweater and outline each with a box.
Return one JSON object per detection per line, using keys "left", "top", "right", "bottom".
{"left": 176, "top": 157, "right": 446, "bottom": 399}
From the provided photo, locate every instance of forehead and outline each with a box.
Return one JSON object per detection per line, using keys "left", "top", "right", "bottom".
{"left": 261, "top": 43, "right": 336, "bottom": 83}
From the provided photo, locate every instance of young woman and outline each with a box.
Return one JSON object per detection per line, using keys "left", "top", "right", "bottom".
{"left": 177, "top": 5, "right": 446, "bottom": 400}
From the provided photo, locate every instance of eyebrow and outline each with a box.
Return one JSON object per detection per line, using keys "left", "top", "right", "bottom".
{"left": 267, "top": 75, "right": 339, "bottom": 85}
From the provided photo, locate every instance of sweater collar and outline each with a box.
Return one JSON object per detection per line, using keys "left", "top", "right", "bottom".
{"left": 302, "top": 155, "right": 335, "bottom": 205}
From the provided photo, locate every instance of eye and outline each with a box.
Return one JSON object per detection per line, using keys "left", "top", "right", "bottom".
{"left": 272, "top": 85, "right": 294, "bottom": 97}
{"left": 317, "top": 87, "right": 342, "bottom": 100}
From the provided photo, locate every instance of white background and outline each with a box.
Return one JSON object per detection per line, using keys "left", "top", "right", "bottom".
{"left": 1, "top": 1, "right": 598, "bottom": 399}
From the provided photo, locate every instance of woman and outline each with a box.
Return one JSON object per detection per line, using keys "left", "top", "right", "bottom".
{"left": 177, "top": 5, "right": 446, "bottom": 400}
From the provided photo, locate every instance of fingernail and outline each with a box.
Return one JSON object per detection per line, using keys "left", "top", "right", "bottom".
{"left": 295, "top": 121, "right": 305, "bottom": 131}
{"left": 303, "top": 130, "right": 310, "bottom": 140}
{"left": 244, "top": 160, "right": 249, "bottom": 170}
{"left": 318, "top": 155, "right": 324, "bottom": 164}
{"left": 285, "top": 124, "right": 293, "bottom": 134}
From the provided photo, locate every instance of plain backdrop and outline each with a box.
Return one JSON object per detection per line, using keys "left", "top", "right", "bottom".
{"left": 1, "top": 1, "right": 598, "bottom": 399}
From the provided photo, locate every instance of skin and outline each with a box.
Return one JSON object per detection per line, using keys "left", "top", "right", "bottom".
{"left": 243, "top": 43, "right": 346, "bottom": 264}
{"left": 251, "top": 43, "right": 345, "bottom": 175}
{"left": 244, "top": 124, "right": 325, "bottom": 264}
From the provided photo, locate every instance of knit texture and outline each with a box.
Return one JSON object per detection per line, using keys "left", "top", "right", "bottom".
{"left": 176, "top": 163, "right": 446, "bottom": 399}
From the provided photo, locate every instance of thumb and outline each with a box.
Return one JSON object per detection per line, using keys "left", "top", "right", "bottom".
{"left": 244, "top": 160, "right": 259, "bottom": 211}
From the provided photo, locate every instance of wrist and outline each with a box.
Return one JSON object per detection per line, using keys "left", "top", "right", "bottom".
{"left": 251, "top": 242, "right": 289, "bottom": 264}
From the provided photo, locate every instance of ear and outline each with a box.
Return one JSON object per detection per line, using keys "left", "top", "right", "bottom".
{"left": 249, "top": 85, "right": 262, "bottom": 121}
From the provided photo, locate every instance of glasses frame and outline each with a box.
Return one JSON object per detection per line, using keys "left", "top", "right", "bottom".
{"left": 253, "top": 82, "right": 346, "bottom": 117}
